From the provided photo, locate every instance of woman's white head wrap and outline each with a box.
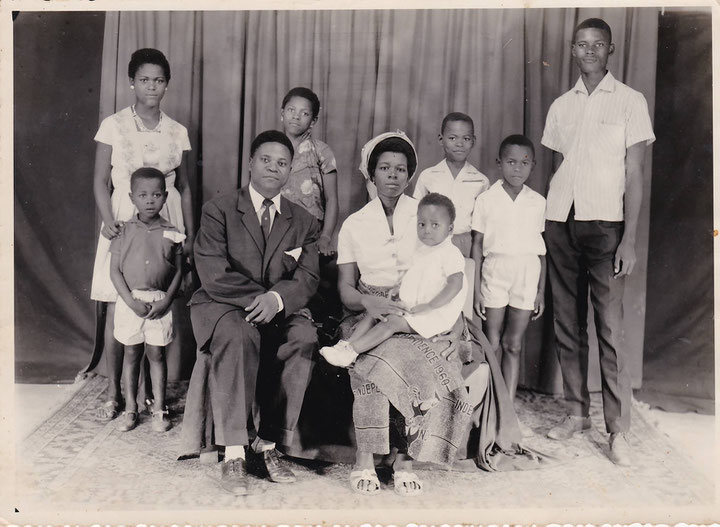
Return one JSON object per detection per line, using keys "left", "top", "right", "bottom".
{"left": 359, "top": 130, "right": 418, "bottom": 199}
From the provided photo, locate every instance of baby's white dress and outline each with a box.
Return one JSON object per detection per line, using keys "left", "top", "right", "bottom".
{"left": 399, "top": 238, "right": 467, "bottom": 339}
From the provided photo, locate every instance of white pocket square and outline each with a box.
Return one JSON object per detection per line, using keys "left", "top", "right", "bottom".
{"left": 284, "top": 247, "right": 302, "bottom": 261}
{"left": 163, "top": 231, "right": 187, "bottom": 244}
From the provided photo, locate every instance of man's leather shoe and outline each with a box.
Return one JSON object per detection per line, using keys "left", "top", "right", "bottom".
{"left": 547, "top": 415, "right": 592, "bottom": 440}
{"left": 608, "top": 432, "right": 632, "bottom": 466}
{"left": 249, "top": 448, "right": 296, "bottom": 483}
{"left": 220, "top": 458, "right": 249, "bottom": 495}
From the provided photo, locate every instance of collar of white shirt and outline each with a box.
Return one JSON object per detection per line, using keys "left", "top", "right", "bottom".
{"left": 248, "top": 183, "right": 282, "bottom": 215}
{"left": 572, "top": 70, "right": 617, "bottom": 96}
{"left": 490, "top": 179, "right": 530, "bottom": 200}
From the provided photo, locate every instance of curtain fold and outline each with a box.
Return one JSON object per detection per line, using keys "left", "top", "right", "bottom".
{"left": 18, "top": 9, "right": 666, "bottom": 392}
{"left": 89, "top": 8, "right": 660, "bottom": 389}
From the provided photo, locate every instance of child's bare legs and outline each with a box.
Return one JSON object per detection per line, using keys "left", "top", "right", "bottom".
{"left": 348, "top": 315, "right": 411, "bottom": 354}
{"left": 104, "top": 302, "right": 124, "bottom": 406}
{"left": 499, "top": 307, "right": 532, "bottom": 401}
{"left": 145, "top": 344, "right": 166, "bottom": 412}
{"left": 484, "top": 305, "right": 534, "bottom": 436}
{"left": 322, "top": 315, "right": 412, "bottom": 367}
{"left": 121, "top": 344, "right": 145, "bottom": 413}
{"left": 347, "top": 314, "right": 376, "bottom": 343}
{"left": 482, "top": 306, "right": 506, "bottom": 361}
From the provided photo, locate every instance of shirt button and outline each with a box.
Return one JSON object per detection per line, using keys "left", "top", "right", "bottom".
{"left": 145, "top": 260, "right": 150, "bottom": 265}
{"left": 147, "top": 230, "right": 152, "bottom": 234}
{"left": 391, "top": 253, "right": 397, "bottom": 258}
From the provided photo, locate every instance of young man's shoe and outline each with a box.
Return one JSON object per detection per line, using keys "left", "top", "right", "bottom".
{"left": 248, "top": 448, "right": 296, "bottom": 483}
{"left": 608, "top": 432, "right": 632, "bottom": 466}
{"left": 220, "top": 458, "right": 249, "bottom": 495}
{"left": 547, "top": 415, "right": 591, "bottom": 440}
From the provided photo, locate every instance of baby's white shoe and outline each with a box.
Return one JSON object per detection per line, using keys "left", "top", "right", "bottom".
{"left": 320, "top": 340, "right": 358, "bottom": 368}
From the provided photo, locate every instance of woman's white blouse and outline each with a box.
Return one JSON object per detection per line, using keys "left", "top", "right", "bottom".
{"left": 337, "top": 194, "right": 419, "bottom": 287}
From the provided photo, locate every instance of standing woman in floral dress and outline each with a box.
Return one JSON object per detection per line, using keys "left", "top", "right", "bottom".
{"left": 87, "top": 48, "right": 194, "bottom": 420}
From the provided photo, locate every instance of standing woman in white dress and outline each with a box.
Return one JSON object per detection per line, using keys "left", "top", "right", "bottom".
{"left": 88, "top": 48, "right": 194, "bottom": 420}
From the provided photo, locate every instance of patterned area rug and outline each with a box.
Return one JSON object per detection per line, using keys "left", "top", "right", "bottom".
{"left": 14, "top": 375, "right": 713, "bottom": 512}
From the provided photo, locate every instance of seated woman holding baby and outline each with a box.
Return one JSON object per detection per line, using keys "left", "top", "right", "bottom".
{"left": 320, "top": 131, "right": 538, "bottom": 496}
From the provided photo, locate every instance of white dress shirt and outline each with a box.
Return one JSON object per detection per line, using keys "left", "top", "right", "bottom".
{"left": 471, "top": 180, "right": 546, "bottom": 257}
{"left": 337, "top": 194, "right": 419, "bottom": 287}
{"left": 248, "top": 183, "right": 284, "bottom": 311}
{"left": 541, "top": 71, "right": 655, "bottom": 222}
{"left": 413, "top": 159, "right": 490, "bottom": 234}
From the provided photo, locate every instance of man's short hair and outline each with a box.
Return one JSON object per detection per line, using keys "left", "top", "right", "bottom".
{"left": 573, "top": 18, "right": 612, "bottom": 43}
{"left": 250, "top": 130, "right": 295, "bottom": 159}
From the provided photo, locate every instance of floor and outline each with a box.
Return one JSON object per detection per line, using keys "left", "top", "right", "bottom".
{"left": 14, "top": 382, "right": 716, "bottom": 483}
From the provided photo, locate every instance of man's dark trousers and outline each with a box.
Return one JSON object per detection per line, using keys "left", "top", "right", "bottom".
{"left": 545, "top": 209, "right": 631, "bottom": 433}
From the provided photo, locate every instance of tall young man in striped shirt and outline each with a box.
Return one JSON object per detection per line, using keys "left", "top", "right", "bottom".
{"left": 541, "top": 18, "right": 655, "bottom": 465}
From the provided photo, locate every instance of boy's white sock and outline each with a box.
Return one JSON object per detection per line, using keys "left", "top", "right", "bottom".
{"left": 224, "top": 445, "right": 246, "bottom": 461}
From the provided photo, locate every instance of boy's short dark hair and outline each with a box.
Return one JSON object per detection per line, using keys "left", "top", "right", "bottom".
{"left": 498, "top": 134, "right": 536, "bottom": 159}
{"left": 282, "top": 87, "right": 321, "bottom": 120}
{"left": 368, "top": 137, "right": 417, "bottom": 181}
{"left": 573, "top": 18, "right": 612, "bottom": 43}
{"left": 128, "top": 48, "right": 171, "bottom": 82}
{"left": 418, "top": 192, "right": 456, "bottom": 224}
{"left": 250, "top": 130, "right": 295, "bottom": 159}
{"left": 131, "top": 167, "right": 166, "bottom": 191}
{"left": 441, "top": 112, "right": 475, "bottom": 135}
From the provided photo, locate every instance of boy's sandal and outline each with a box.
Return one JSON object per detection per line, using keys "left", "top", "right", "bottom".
{"left": 349, "top": 468, "right": 381, "bottom": 495}
{"left": 117, "top": 411, "right": 139, "bottom": 432}
{"left": 151, "top": 407, "right": 172, "bottom": 433}
{"left": 393, "top": 470, "right": 423, "bottom": 496}
{"left": 97, "top": 400, "right": 121, "bottom": 421}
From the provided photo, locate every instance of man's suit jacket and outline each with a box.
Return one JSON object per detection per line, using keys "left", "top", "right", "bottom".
{"left": 189, "top": 186, "right": 320, "bottom": 350}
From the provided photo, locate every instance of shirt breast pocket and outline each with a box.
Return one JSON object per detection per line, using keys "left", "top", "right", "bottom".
{"left": 598, "top": 120, "right": 626, "bottom": 157}
{"left": 281, "top": 249, "right": 300, "bottom": 274}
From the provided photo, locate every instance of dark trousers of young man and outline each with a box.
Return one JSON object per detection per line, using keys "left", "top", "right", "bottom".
{"left": 545, "top": 210, "right": 632, "bottom": 434}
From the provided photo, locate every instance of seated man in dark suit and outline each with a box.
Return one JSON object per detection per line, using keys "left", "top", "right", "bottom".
{"left": 184, "top": 130, "right": 320, "bottom": 495}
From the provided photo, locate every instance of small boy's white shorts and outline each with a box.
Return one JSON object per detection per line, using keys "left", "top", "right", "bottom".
{"left": 481, "top": 253, "right": 541, "bottom": 311}
{"left": 114, "top": 289, "right": 173, "bottom": 346}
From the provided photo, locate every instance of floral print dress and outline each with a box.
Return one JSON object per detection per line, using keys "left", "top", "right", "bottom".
{"left": 90, "top": 106, "right": 191, "bottom": 301}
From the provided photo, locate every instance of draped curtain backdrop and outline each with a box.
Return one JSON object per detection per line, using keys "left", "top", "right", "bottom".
{"left": 29, "top": 9, "right": 660, "bottom": 393}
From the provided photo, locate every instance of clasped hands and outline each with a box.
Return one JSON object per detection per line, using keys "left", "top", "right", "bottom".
{"left": 129, "top": 298, "right": 172, "bottom": 320}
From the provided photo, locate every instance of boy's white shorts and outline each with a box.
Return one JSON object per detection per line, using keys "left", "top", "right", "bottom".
{"left": 114, "top": 289, "right": 173, "bottom": 346}
{"left": 480, "top": 253, "right": 541, "bottom": 311}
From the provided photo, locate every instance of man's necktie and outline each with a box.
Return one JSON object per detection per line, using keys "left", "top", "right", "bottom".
{"left": 260, "top": 198, "right": 273, "bottom": 241}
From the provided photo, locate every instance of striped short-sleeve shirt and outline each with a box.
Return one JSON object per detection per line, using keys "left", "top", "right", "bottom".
{"left": 541, "top": 72, "right": 655, "bottom": 222}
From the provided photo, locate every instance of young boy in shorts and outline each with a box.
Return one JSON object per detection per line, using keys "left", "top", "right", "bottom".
{"left": 110, "top": 167, "right": 185, "bottom": 433}
{"left": 471, "top": 135, "right": 546, "bottom": 435}
{"left": 413, "top": 112, "right": 489, "bottom": 257}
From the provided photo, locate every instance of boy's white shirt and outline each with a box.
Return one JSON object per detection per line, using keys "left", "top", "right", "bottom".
{"left": 471, "top": 180, "right": 547, "bottom": 257}
{"left": 412, "top": 159, "right": 490, "bottom": 234}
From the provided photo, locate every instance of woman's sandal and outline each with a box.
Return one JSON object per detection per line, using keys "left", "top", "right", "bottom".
{"left": 393, "top": 470, "right": 423, "bottom": 496}
{"left": 349, "top": 468, "right": 381, "bottom": 495}
{"left": 96, "top": 400, "right": 121, "bottom": 421}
